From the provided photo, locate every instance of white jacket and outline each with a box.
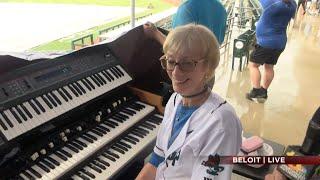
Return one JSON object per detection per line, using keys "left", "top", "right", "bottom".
{"left": 154, "top": 92, "right": 242, "bottom": 180}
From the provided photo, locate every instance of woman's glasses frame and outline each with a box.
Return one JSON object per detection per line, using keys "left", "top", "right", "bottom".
{"left": 159, "top": 55, "right": 206, "bottom": 73}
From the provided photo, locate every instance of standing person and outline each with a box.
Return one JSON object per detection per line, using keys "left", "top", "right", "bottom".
{"left": 144, "top": 0, "right": 227, "bottom": 45}
{"left": 136, "top": 24, "right": 242, "bottom": 180}
{"left": 246, "top": 0, "right": 296, "bottom": 102}
{"left": 143, "top": 0, "right": 227, "bottom": 90}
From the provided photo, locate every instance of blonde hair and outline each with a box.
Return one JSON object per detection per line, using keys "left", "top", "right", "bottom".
{"left": 163, "top": 24, "right": 220, "bottom": 83}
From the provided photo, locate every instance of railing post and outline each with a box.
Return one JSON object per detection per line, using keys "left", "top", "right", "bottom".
{"left": 131, "top": 0, "right": 135, "bottom": 28}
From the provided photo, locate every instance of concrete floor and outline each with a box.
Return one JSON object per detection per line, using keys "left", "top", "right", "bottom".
{"left": 213, "top": 14, "right": 320, "bottom": 147}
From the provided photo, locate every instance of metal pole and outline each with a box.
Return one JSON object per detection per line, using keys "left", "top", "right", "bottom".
{"left": 131, "top": 0, "right": 135, "bottom": 28}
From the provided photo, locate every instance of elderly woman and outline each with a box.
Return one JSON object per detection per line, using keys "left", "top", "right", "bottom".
{"left": 136, "top": 24, "right": 242, "bottom": 180}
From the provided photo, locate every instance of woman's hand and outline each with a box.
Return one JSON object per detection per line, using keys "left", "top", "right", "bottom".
{"left": 143, "top": 22, "right": 159, "bottom": 39}
{"left": 143, "top": 22, "right": 166, "bottom": 45}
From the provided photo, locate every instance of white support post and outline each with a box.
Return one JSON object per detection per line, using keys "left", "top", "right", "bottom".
{"left": 131, "top": 0, "right": 135, "bottom": 28}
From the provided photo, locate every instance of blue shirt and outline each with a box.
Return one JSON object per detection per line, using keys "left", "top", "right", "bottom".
{"left": 149, "top": 104, "right": 198, "bottom": 167}
{"left": 256, "top": 0, "right": 296, "bottom": 49}
{"left": 172, "top": 0, "right": 227, "bottom": 45}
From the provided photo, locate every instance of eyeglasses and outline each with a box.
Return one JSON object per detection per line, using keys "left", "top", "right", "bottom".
{"left": 159, "top": 55, "right": 206, "bottom": 72}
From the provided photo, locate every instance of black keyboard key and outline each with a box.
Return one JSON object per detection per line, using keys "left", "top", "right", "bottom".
{"left": 84, "top": 78, "right": 95, "bottom": 89}
{"left": 131, "top": 130, "right": 145, "bottom": 138}
{"left": 1, "top": 112, "right": 13, "bottom": 127}
{"left": 101, "top": 71, "right": 112, "bottom": 82}
{"left": 134, "top": 102, "right": 145, "bottom": 108}
{"left": 71, "top": 83, "right": 82, "bottom": 95}
{"left": 61, "top": 87, "right": 73, "bottom": 100}
{"left": 29, "top": 167, "right": 42, "bottom": 178}
{"left": 95, "top": 126, "right": 108, "bottom": 134}
{"left": 115, "top": 66, "right": 125, "bottom": 76}
{"left": 81, "top": 135, "right": 94, "bottom": 143}
{"left": 96, "top": 73, "right": 106, "bottom": 84}
{"left": 114, "top": 143, "right": 128, "bottom": 151}
{"left": 97, "top": 158, "right": 110, "bottom": 167}
{"left": 55, "top": 152, "right": 68, "bottom": 161}
{"left": 33, "top": 98, "right": 45, "bottom": 113}
{"left": 21, "top": 104, "right": 33, "bottom": 119}
{"left": 74, "top": 139, "right": 87, "bottom": 147}
{"left": 0, "top": 115, "right": 8, "bottom": 130}
{"left": 81, "top": 169, "right": 95, "bottom": 178}
{"left": 111, "top": 116, "right": 124, "bottom": 123}
{"left": 77, "top": 172, "right": 90, "bottom": 180}
{"left": 93, "top": 74, "right": 104, "bottom": 85}
{"left": 144, "top": 121, "right": 157, "bottom": 128}
{"left": 46, "top": 94, "right": 57, "bottom": 107}
{"left": 47, "top": 156, "right": 60, "bottom": 166}
{"left": 136, "top": 127, "right": 149, "bottom": 134}
{"left": 111, "top": 146, "right": 125, "bottom": 154}
{"left": 114, "top": 114, "right": 127, "bottom": 121}
{"left": 93, "top": 160, "right": 106, "bottom": 170}
{"left": 88, "top": 163, "right": 102, "bottom": 173}
{"left": 103, "top": 121, "right": 116, "bottom": 128}
{"left": 89, "top": 76, "right": 101, "bottom": 87}
{"left": 119, "top": 141, "right": 131, "bottom": 149}
{"left": 122, "top": 109, "right": 135, "bottom": 116}
{"left": 71, "top": 141, "right": 84, "bottom": 150}
{"left": 127, "top": 135, "right": 140, "bottom": 142}
{"left": 66, "top": 144, "right": 79, "bottom": 153}
{"left": 117, "top": 113, "right": 129, "bottom": 119}
{"left": 109, "top": 68, "right": 119, "bottom": 78}
{"left": 128, "top": 104, "right": 141, "bottom": 111}
{"left": 22, "top": 170, "right": 35, "bottom": 180}
{"left": 97, "top": 125, "right": 110, "bottom": 132}
{"left": 51, "top": 92, "right": 62, "bottom": 105}
{"left": 58, "top": 89, "right": 69, "bottom": 102}
{"left": 59, "top": 149, "right": 72, "bottom": 158}
{"left": 125, "top": 108, "right": 137, "bottom": 114}
{"left": 10, "top": 108, "right": 22, "bottom": 123}
{"left": 75, "top": 82, "right": 86, "bottom": 94}
{"left": 81, "top": 79, "right": 92, "bottom": 91}
{"left": 105, "top": 119, "right": 118, "bottom": 126}
{"left": 140, "top": 123, "right": 154, "bottom": 130}
{"left": 104, "top": 70, "right": 114, "bottom": 81}
{"left": 106, "top": 150, "right": 120, "bottom": 159}
{"left": 91, "top": 129, "right": 103, "bottom": 137}
{"left": 85, "top": 133, "right": 98, "bottom": 141}
{"left": 16, "top": 106, "right": 27, "bottom": 121}
{"left": 68, "top": 84, "right": 79, "bottom": 97}
{"left": 41, "top": 95, "right": 53, "bottom": 109}
{"left": 102, "top": 153, "right": 116, "bottom": 162}
{"left": 28, "top": 100, "right": 41, "bottom": 115}
{"left": 37, "top": 162, "right": 50, "bottom": 173}
{"left": 111, "top": 67, "right": 121, "bottom": 77}
{"left": 123, "top": 137, "right": 137, "bottom": 145}
{"left": 41, "top": 159, "right": 55, "bottom": 169}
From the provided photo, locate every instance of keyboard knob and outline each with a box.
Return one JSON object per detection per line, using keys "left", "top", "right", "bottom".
{"left": 40, "top": 149, "right": 46, "bottom": 155}
{"left": 60, "top": 132, "right": 65, "bottom": 138}
{"left": 95, "top": 115, "right": 101, "bottom": 122}
{"left": 48, "top": 142, "right": 54, "bottom": 148}
{"left": 65, "top": 129, "right": 71, "bottom": 134}
{"left": 112, "top": 102, "right": 117, "bottom": 108}
{"left": 98, "top": 111, "right": 102, "bottom": 115}
{"left": 76, "top": 126, "right": 82, "bottom": 131}
{"left": 107, "top": 108, "right": 111, "bottom": 114}
{"left": 62, "top": 136, "right": 68, "bottom": 142}
{"left": 31, "top": 152, "right": 39, "bottom": 161}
